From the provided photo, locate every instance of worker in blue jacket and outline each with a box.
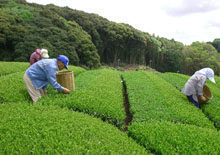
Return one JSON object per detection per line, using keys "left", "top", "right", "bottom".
{"left": 24, "top": 55, "right": 70, "bottom": 103}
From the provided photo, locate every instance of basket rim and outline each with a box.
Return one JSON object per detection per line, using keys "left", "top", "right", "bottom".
{"left": 57, "top": 70, "right": 73, "bottom": 75}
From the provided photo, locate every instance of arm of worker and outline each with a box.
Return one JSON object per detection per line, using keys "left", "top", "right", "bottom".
{"left": 30, "top": 56, "right": 35, "bottom": 65}
{"left": 63, "top": 88, "right": 70, "bottom": 94}
{"left": 198, "top": 95, "right": 206, "bottom": 101}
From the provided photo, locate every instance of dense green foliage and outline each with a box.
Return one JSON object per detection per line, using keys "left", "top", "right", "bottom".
{"left": 209, "top": 38, "right": 220, "bottom": 53}
{"left": 159, "top": 72, "right": 220, "bottom": 129}
{"left": 0, "top": 62, "right": 86, "bottom": 103}
{"left": 65, "top": 65, "right": 86, "bottom": 76}
{"left": 182, "top": 42, "right": 220, "bottom": 75}
{"left": 1, "top": 0, "right": 220, "bottom": 74}
{"left": 122, "top": 71, "right": 215, "bottom": 129}
{"left": 0, "top": 71, "right": 30, "bottom": 103}
{"left": 38, "top": 69, "right": 126, "bottom": 128}
{"left": 0, "top": 103, "right": 150, "bottom": 154}
{"left": 0, "top": 0, "right": 100, "bottom": 69}
{"left": 1, "top": 62, "right": 220, "bottom": 153}
{"left": 128, "top": 121, "right": 220, "bottom": 154}
{"left": 0, "top": 61, "right": 86, "bottom": 76}
{"left": 0, "top": 61, "right": 29, "bottom": 75}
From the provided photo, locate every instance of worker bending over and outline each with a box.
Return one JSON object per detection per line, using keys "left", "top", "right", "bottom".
{"left": 182, "top": 68, "right": 215, "bottom": 108}
{"left": 24, "top": 55, "right": 70, "bottom": 103}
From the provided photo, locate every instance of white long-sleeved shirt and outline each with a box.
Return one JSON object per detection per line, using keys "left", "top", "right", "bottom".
{"left": 182, "top": 73, "right": 206, "bottom": 97}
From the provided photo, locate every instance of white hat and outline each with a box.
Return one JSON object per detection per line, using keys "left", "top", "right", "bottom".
{"left": 205, "top": 68, "right": 216, "bottom": 84}
{"left": 209, "top": 76, "right": 216, "bottom": 84}
{"left": 198, "top": 68, "right": 216, "bottom": 83}
{"left": 41, "top": 49, "right": 49, "bottom": 59}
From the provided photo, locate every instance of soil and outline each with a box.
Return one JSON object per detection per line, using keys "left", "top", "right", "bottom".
{"left": 121, "top": 76, "right": 132, "bottom": 132}
{"left": 102, "top": 63, "right": 157, "bottom": 72}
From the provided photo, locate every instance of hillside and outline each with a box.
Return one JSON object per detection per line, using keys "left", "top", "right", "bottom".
{"left": 1, "top": 0, "right": 220, "bottom": 74}
{"left": 1, "top": 62, "right": 220, "bottom": 154}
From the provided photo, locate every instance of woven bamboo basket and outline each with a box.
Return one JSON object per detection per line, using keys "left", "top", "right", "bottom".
{"left": 56, "top": 71, "right": 75, "bottom": 91}
{"left": 198, "top": 85, "right": 212, "bottom": 104}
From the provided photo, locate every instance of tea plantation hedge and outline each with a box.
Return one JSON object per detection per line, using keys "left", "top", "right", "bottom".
{"left": 0, "top": 64, "right": 86, "bottom": 103}
{"left": 122, "top": 71, "right": 215, "bottom": 129}
{"left": 62, "top": 65, "right": 86, "bottom": 76}
{"left": 0, "top": 61, "right": 29, "bottom": 76}
{"left": 38, "top": 69, "right": 126, "bottom": 128}
{"left": 128, "top": 121, "right": 220, "bottom": 154}
{"left": 1, "top": 62, "right": 220, "bottom": 154}
{"left": 0, "top": 72, "right": 29, "bottom": 103}
{"left": 159, "top": 72, "right": 220, "bottom": 129}
{"left": 0, "top": 103, "right": 150, "bottom": 154}
{"left": 0, "top": 61, "right": 86, "bottom": 77}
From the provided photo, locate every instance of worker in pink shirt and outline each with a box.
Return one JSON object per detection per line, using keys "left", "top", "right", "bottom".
{"left": 30, "top": 48, "right": 49, "bottom": 65}
{"left": 30, "top": 49, "right": 42, "bottom": 65}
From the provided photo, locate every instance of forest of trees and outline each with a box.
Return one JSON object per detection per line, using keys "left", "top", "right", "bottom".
{"left": 1, "top": 0, "right": 220, "bottom": 75}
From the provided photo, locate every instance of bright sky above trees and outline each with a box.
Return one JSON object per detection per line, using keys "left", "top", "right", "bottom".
{"left": 26, "top": 0, "right": 220, "bottom": 45}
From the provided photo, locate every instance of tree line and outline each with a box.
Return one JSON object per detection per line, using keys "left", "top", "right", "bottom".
{"left": 1, "top": 0, "right": 220, "bottom": 75}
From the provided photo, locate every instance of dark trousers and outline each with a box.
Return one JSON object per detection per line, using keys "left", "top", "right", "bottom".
{"left": 187, "top": 95, "right": 200, "bottom": 108}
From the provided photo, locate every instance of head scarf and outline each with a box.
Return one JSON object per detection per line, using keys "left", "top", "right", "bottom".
{"left": 196, "top": 68, "right": 215, "bottom": 83}
{"left": 35, "top": 49, "right": 41, "bottom": 55}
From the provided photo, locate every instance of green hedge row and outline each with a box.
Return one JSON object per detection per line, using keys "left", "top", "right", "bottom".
{"left": 0, "top": 65, "right": 86, "bottom": 103}
{"left": 158, "top": 72, "right": 188, "bottom": 92}
{"left": 128, "top": 121, "right": 220, "bottom": 154}
{"left": 215, "top": 76, "right": 220, "bottom": 89}
{"left": 0, "top": 61, "right": 29, "bottom": 76}
{"left": 122, "top": 71, "right": 215, "bottom": 129}
{"left": 38, "top": 69, "right": 126, "bottom": 128}
{"left": 159, "top": 72, "right": 220, "bottom": 129}
{"left": 64, "top": 65, "right": 86, "bottom": 76}
{"left": 0, "top": 103, "right": 150, "bottom": 154}
{"left": 0, "top": 72, "right": 29, "bottom": 103}
{"left": 0, "top": 61, "right": 86, "bottom": 76}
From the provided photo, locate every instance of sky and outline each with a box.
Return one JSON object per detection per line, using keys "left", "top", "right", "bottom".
{"left": 26, "top": 0, "right": 220, "bottom": 45}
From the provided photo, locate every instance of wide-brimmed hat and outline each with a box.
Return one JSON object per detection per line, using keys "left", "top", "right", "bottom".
{"left": 41, "top": 49, "right": 49, "bottom": 59}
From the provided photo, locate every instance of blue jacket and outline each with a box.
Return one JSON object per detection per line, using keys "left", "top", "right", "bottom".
{"left": 26, "top": 59, "right": 64, "bottom": 90}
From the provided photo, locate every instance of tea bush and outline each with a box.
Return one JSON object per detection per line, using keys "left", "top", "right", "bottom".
{"left": 128, "top": 121, "right": 220, "bottom": 154}
{"left": 38, "top": 69, "right": 126, "bottom": 128}
{"left": 0, "top": 72, "right": 30, "bottom": 103}
{"left": 160, "top": 72, "right": 220, "bottom": 129}
{"left": 122, "top": 71, "right": 215, "bottom": 129}
{"left": 2, "top": 62, "right": 220, "bottom": 154}
{"left": 0, "top": 65, "right": 86, "bottom": 103}
{"left": 0, "top": 61, "right": 86, "bottom": 76}
{"left": 60, "top": 65, "right": 86, "bottom": 76}
{"left": 202, "top": 79, "right": 220, "bottom": 129}
{"left": 0, "top": 103, "right": 150, "bottom": 154}
{"left": 158, "top": 72, "right": 188, "bottom": 92}
{"left": 0, "top": 61, "right": 29, "bottom": 76}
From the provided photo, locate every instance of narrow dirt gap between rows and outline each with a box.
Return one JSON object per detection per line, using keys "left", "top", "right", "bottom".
{"left": 200, "top": 106, "right": 219, "bottom": 131}
{"left": 121, "top": 75, "right": 132, "bottom": 132}
{"left": 120, "top": 75, "right": 158, "bottom": 154}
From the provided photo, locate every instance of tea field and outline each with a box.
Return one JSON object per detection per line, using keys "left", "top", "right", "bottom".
{"left": 0, "top": 62, "right": 220, "bottom": 154}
